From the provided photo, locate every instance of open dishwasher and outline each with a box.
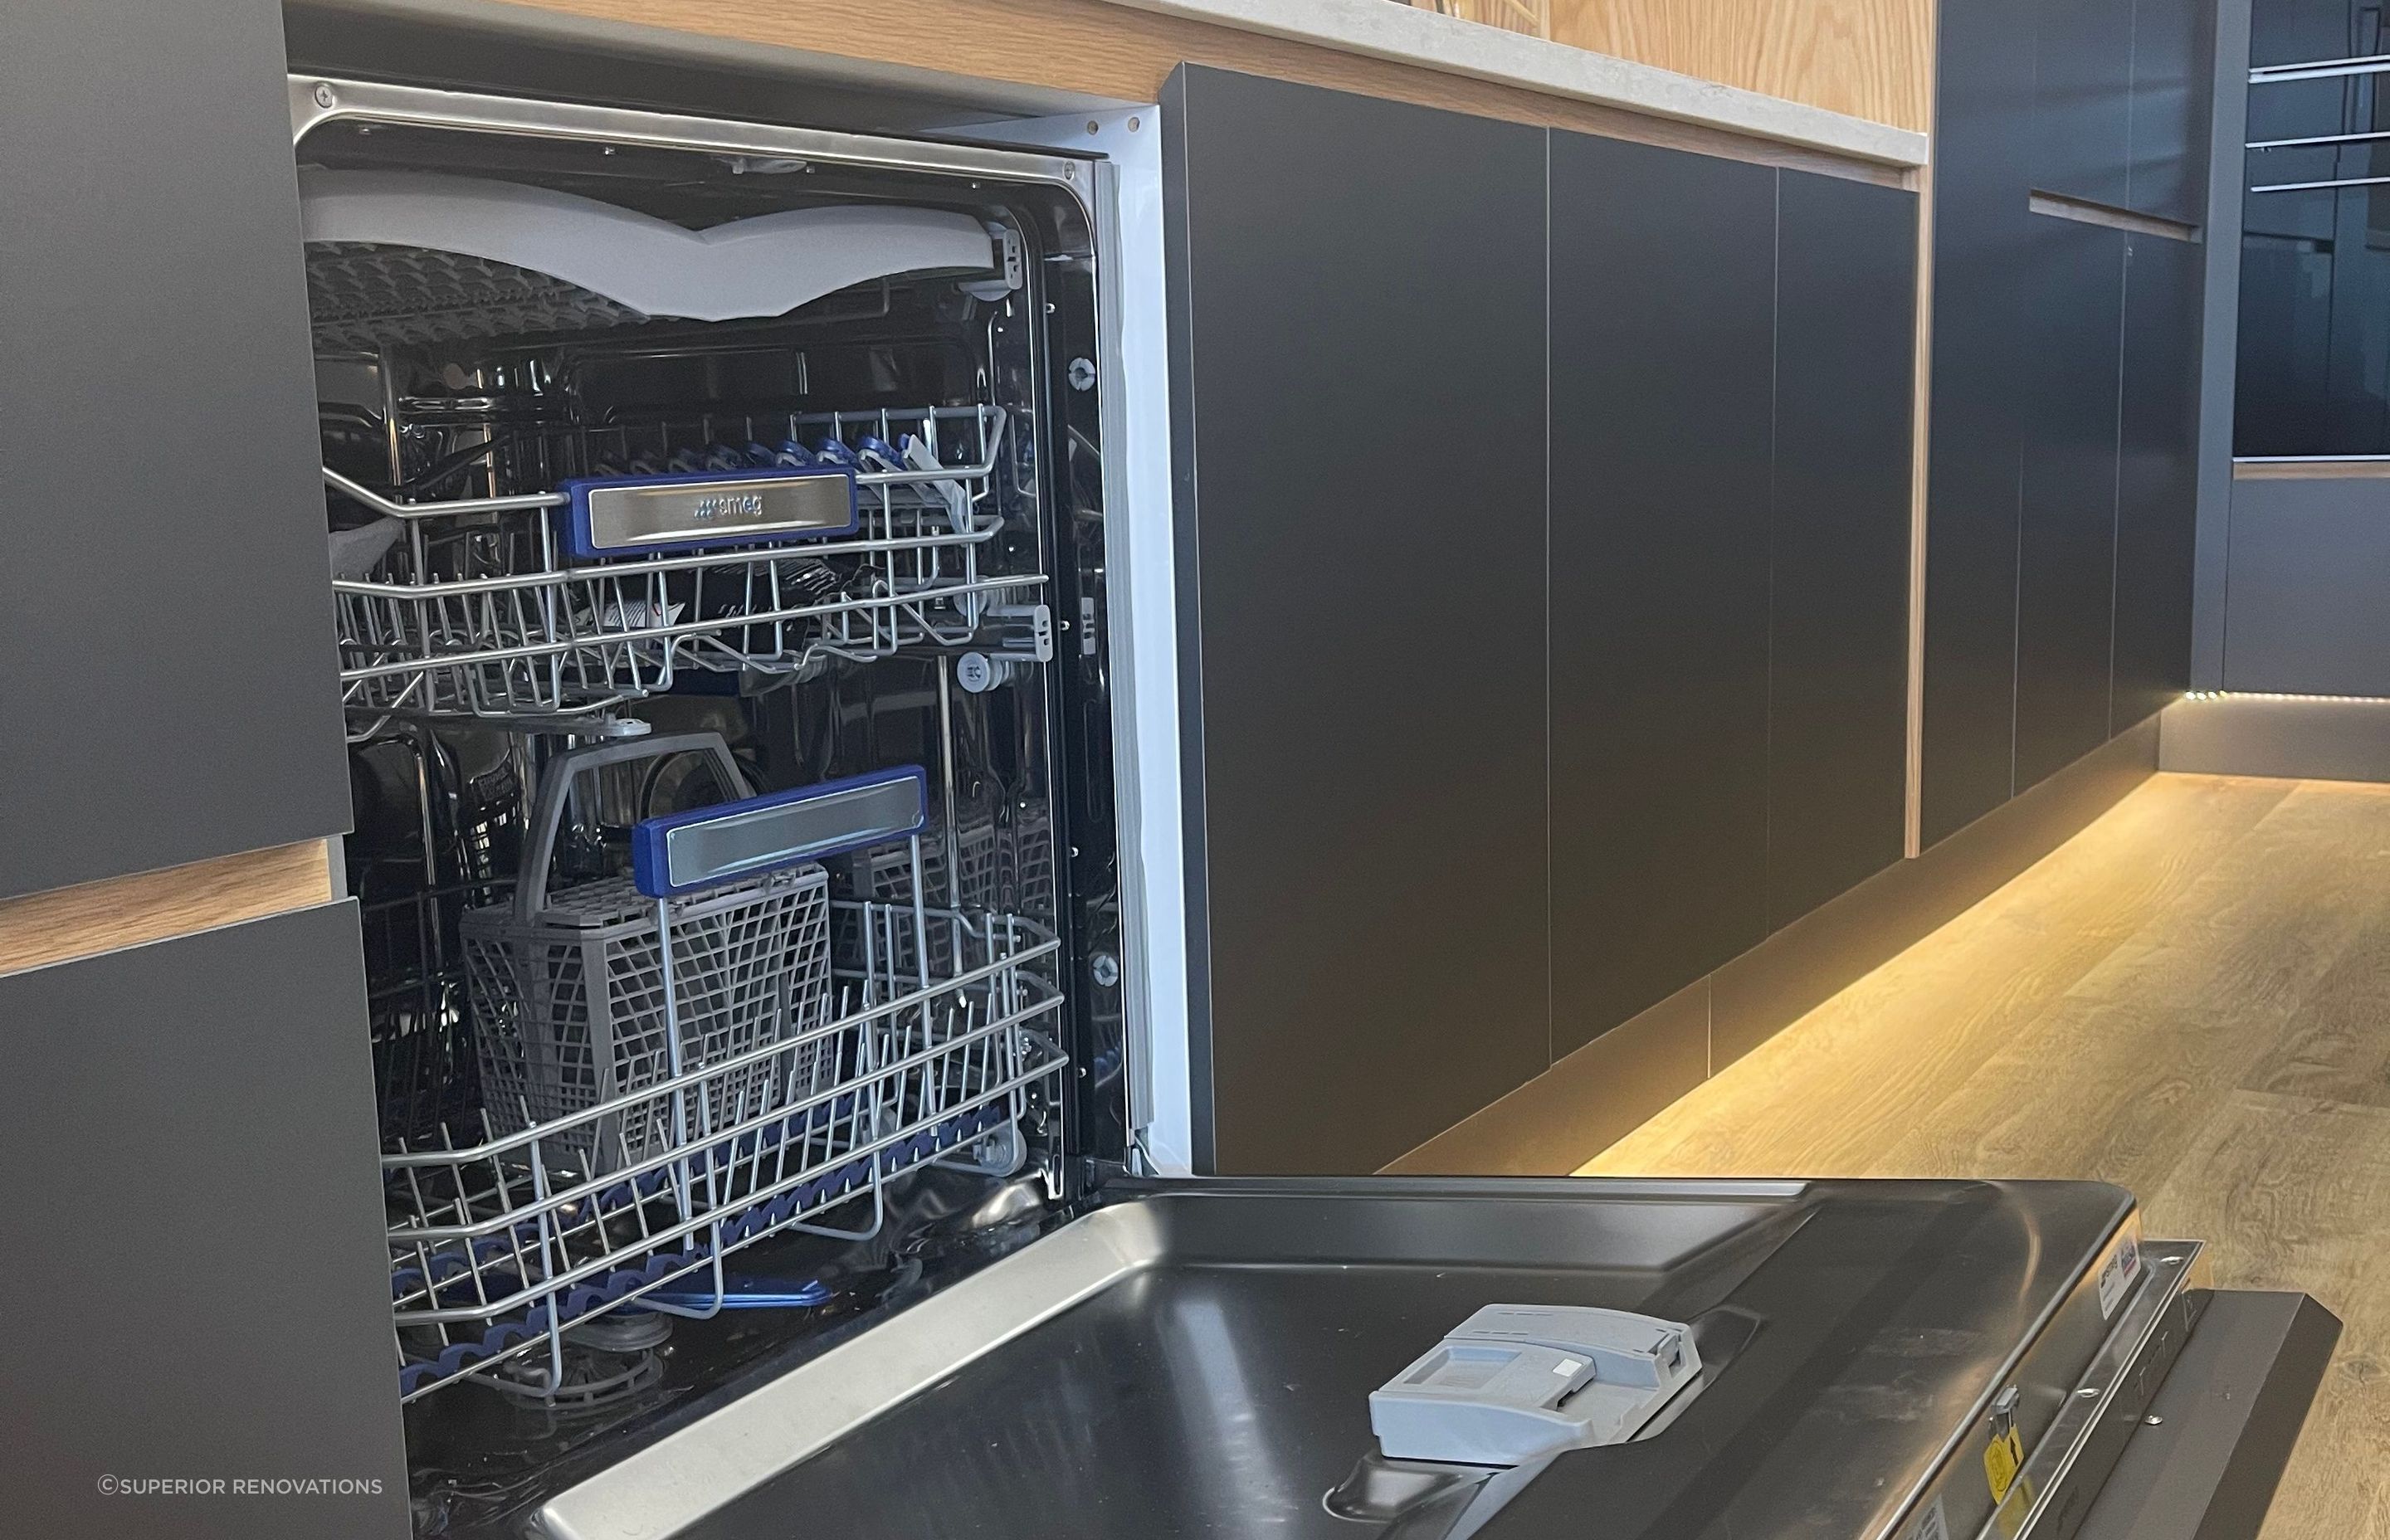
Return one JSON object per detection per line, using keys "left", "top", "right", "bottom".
{"left": 291, "top": 76, "right": 2336, "bottom": 1540}
{"left": 295, "top": 75, "right": 1123, "bottom": 1524}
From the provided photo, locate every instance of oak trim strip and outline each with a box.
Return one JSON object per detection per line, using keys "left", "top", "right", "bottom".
{"left": 2027, "top": 190, "right": 2202, "bottom": 242}
{"left": 1905, "top": 153, "right": 1934, "bottom": 859}
{"left": 1901, "top": 0, "right": 1939, "bottom": 860}
{"left": 0, "top": 841, "right": 336, "bottom": 978}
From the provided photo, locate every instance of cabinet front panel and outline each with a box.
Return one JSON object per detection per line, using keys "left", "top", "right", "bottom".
{"left": 1549, "top": 132, "right": 1775, "bottom": 1055}
{"left": 1164, "top": 66, "right": 1550, "bottom": 1172}
{"left": 0, "top": 0, "right": 349, "bottom": 899}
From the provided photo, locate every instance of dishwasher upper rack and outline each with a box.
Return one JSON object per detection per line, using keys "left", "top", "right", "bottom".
{"left": 329, "top": 402, "right": 1036, "bottom": 728}
{"left": 385, "top": 900, "right": 1066, "bottom": 1402}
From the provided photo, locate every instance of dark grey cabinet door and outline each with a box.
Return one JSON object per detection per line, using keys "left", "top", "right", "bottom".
{"left": 1922, "top": 0, "right": 2036, "bottom": 846}
{"left": 2222, "top": 478, "right": 2390, "bottom": 694}
{"left": 0, "top": 0, "right": 349, "bottom": 899}
{"left": 1549, "top": 134, "right": 1774, "bottom": 1055}
{"left": 2015, "top": 215, "right": 2129, "bottom": 792}
{"left": 1162, "top": 66, "right": 1549, "bottom": 1174}
{"left": 2129, "top": 0, "right": 2214, "bottom": 224}
{"left": 2113, "top": 233, "right": 2202, "bottom": 729}
{"left": 0, "top": 907, "right": 407, "bottom": 1539}
{"left": 1768, "top": 173, "right": 1918, "bottom": 932}
{"left": 2036, "top": 0, "right": 2135, "bottom": 207}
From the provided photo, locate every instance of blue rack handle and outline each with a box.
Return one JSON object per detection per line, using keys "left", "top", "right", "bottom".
{"left": 556, "top": 465, "right": 858, "bottom": 559}
{"left": 630, "top": 766, "right": 929, "bottom": 898}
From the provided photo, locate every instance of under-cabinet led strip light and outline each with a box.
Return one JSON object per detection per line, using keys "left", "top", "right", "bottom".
{"left": 2182, "top": 691, "right": 2390, "bottom": 705}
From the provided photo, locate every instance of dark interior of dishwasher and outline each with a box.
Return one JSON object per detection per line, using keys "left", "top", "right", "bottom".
{"left": 298, "top": 116, "right": 1124, "bottom": 1534}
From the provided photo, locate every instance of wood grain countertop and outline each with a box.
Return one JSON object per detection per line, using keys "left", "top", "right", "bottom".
{"left": 296, "top": 0, "right": 1929, "bottom": 179}
{"left": 1102, "top": 0, "right": 1929, "bottom": 166}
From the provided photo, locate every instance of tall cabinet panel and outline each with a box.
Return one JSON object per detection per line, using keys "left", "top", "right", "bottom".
{"left": 2034, "top": 0, "right": 2136, "bottom": 207}
{"left": 1921, "top": 0, "right": 2039, "bottom": 846}
{"left": 0, "top": 0, "right": 350, "bottom": 898}
{"left": 2114, "top": 233, "right": 2204, "bottom": 729}
{"left": 1549, "top": 134, "right": 1774, "bottom": 1054}
{"left": 2015, "top": 216, "right": 2129, "bottom": 790}
{"left": 2128, "top": 0, "right": 2214, "bottom": 223}
{"left": 1768, "top": 173, "right": 1919, "bottom": 933}
{"left": 0, "top": 907, "right": 407, "bottom": 1539}
{"left": 1162, "top": 66, "right": 1549, "bottom": 1174}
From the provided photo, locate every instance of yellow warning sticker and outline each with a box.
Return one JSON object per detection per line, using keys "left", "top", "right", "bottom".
{"left": 1984, "top": 1425, "right": 2025, "bottom": 1503}
{"left": 1995, "top": 1477, "right": 2037, "bottom": 1540}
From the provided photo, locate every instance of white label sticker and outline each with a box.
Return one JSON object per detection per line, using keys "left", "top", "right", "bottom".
{"left": 1553, "top": 1357, "right": 1584, "bottom": 1377}
{"left": 2097, "top": 1235, "right": 2143, "bottom": 1319}
{"left": 1910, "top": 1494, "right": 1950, "bottom": 1540}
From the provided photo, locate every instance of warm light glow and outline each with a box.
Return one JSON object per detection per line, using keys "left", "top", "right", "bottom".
{"left": 2181, "top": 690, "right": 2390, "bottom": 705}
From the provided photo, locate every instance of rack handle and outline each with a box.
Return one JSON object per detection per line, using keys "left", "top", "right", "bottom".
{"left": 630, "top": 766, "right": 929, "bottom": 898}
{"left": 513, "top": 733, "right": 751, "bottom": 922}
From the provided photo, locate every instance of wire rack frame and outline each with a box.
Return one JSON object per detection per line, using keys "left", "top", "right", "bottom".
{"left": 330, "top": 403, "right": 1037, "bottom": 726}
{"left": 384, "top": 903, "right": 1064, "bottom": 1401}
{"left": 363, "top": 881, "right": 500, "bottom": 1148}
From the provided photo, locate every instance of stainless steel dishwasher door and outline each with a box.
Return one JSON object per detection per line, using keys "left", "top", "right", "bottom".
{"left": 527, "top": 1177, "right": 2234, "bottom": 1540}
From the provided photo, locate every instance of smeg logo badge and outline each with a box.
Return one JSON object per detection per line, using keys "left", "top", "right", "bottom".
{"left": 690, "top": 492, "right": 766, "bottom": 522}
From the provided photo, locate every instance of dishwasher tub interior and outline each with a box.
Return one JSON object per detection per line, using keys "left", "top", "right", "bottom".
{"left": 294, "top": 78, "right": 1120, "bottom": 1533}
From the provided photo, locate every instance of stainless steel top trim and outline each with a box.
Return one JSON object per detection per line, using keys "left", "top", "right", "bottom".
{"left": 288, "top": 76, "right": 1096, "bottom": 215}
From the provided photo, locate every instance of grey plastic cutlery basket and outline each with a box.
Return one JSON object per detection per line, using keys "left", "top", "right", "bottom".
{"left": 461, "top": 733, "right": 832, "bottom": 1172}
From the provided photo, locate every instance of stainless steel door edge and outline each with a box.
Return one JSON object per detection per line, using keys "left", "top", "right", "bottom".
{"left": 1983, "top": 1239, "right": 2206, "bottom": 1540}
{"left": 1883, "top": 1218, "right": 2185, "bottom": 1540}
{"left": 286, "top": 76, "right": 1099, "bottom": 207}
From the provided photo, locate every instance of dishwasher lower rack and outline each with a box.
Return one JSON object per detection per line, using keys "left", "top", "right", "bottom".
{"left": 384, "top": 901, "right": 1066, "bottom": 1401}
{"left": 330, "top": 403, "right": 1039, "bottom": 727}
